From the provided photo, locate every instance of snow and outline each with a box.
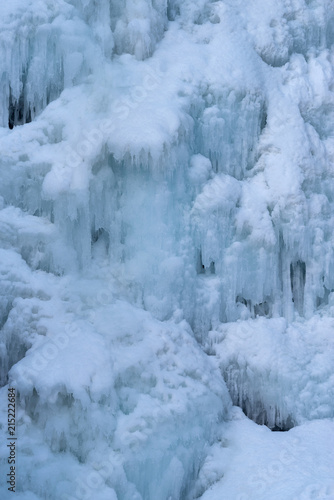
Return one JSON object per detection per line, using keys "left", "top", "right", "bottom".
{"left": 0, "top": 0, "right": 334, "bottom": 498}
{"left": 206, "top": 315, "right": 334, "bottom": 429}
{"left": 194, "top": 408, "right": 334, "bottom": 500}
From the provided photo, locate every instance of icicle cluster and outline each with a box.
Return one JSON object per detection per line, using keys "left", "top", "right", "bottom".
{"left": 1, "top": 0, "right": 334, "bottom": 498}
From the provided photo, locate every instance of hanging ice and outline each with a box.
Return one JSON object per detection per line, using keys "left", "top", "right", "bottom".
{"left": 0, "top": 0, "right": 334, "bottom": 499}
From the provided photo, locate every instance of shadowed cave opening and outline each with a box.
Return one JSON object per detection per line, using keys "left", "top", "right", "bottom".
{"left": 240, "top": 397, "right": 295, "bottom": 431}
{"left": 8, "top": 82, "right": 32, "bottom": 129}
{"left": 223, "top": 382, "right": 295, "bottom": 432}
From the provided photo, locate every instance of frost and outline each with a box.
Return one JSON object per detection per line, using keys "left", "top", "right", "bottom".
{"left": 1, "top": 0, "right": 334, "bottom": 498}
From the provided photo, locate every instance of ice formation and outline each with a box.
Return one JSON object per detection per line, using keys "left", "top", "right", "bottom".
{"left": 0, "top": 0, "right": 334, "bottom": 499}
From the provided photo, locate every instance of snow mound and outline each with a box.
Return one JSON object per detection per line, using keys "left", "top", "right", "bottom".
{"left": 207, "top": 316, "right": 334, "bottom": 429}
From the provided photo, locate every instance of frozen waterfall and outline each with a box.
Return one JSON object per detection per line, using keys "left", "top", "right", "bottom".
{"left": 0, "top": 0, "right": 334, "bottom": 499}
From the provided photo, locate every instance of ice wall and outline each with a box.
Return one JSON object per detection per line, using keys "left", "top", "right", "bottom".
{"left": 0, "top": 1, "right": 102, "bottom": 129}
{"left": 2, "top": 0, "right": 334, "bottom": 328}
{"left": 207, "top": 315, "right": 334, "bottom": 430}
{"left": 1, "top": 0, "right": 334, "bottom": 498}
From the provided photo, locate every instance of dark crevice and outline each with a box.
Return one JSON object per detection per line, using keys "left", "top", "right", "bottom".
{"left": 196, "top": 250, "right": 215, "bottom": 275}
{"left": 196, "top": 250, "right": 205, "bottom": 274}
{"left": 236, "top": 296, "right": 272, "bottom": 318}
{"left": 260, "top": 104, "right": 268, "bottom": 133}
{"left": 91, "top": 227, "right": 110, "bottom": 253}
{"left": 208, "top": 261, "right": 215, "bottom": 274}
{"left": 254, "top": 301, "right": 270, "bottom": 317}
{"left": 0, "top": 298, "right": 13, "bottom": 330}
{"left": 8, "top": 73, "right": 33, "bottom": 129}
{"left": 316, "top": 284, "right": 333, "bottom": 308}
{"left": 167, "top": 0, "right": 180, "bottom": 21}
{"left": 222, "top": 365, "right": 295, "bottom": 431}
{"left": 230, "top": 389, "right": 295, "bottom": 431}
{"left": 290, "top": 260, "right": 306, "bottom": 315}
{"left": 236, "top": 295, "right": 250, "bottom": 308}
{"left": 8, "top": 92, "right": 32, "bottom": 128}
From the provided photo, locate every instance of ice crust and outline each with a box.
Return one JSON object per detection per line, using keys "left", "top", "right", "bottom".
{"left": 206, "top": 315, "right": 334, "bottom": 430}
{"left": 192, "top": 408, "right": 334, "bottom": 500}
{"left": 0, "top": 0, "right": 334, "bottom": 499}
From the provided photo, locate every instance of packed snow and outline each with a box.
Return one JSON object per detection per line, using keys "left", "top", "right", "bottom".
{"left": 0, "top": 0, "right": 334, "bottom": 499}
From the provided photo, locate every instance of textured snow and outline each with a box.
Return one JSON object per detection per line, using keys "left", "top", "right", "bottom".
{"left": 207, "top": 315, "right": 334, "bottom": 429}
{"left": 0, "top": 0, "right": 334, "bottom": 499}
{"left": 193, "top": 408, "right": 334, "bottom": 500}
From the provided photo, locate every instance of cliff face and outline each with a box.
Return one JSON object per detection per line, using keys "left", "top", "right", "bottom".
{"left": 0, "top": 1, "right": 334, "bottom": 499}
